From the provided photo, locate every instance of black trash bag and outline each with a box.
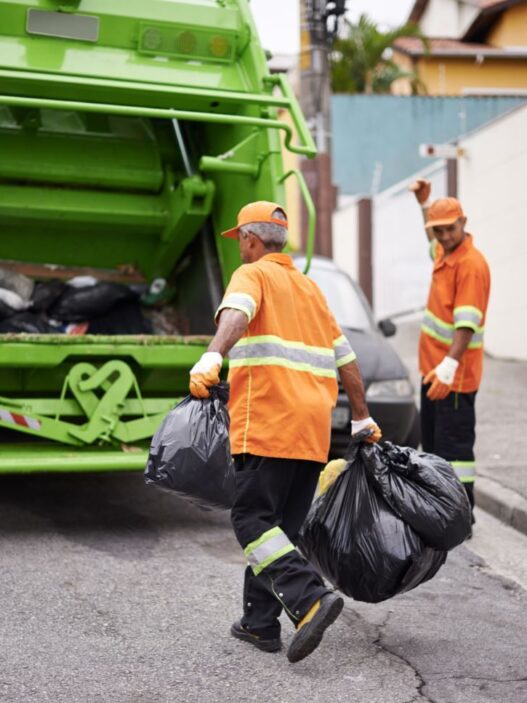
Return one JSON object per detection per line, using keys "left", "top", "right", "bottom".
{"left": 31, "top": 281, "right": 66, "bottom": 313}
{"left": 145, "top": 383, "right": 234, "bottom": 510}
{"left": 88, "top": 300, "right": 152, "bottom": 335}
{"left": 298, "top": 440, "right": 448, "bottom": 603}
{"left": 49, "top": 281, "right": 137, "bottom": 322}
{"left": 0, "top": 312, "right": 54, "bottom": 334}
{"left": 0, "top": 300, "right": 18, "bottom": 320}
{"left": 363, "top": 442, "right": 472, "bottom": 551}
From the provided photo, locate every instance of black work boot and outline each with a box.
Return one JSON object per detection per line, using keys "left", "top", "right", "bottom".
{"left": 230, "top": 620, "right": 282, "bottom": 653}
{"left": 287, "top": 592, "right": 344, "bottom": 663}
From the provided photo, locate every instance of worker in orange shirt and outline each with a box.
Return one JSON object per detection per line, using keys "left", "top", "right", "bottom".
{"left": 410, "top": 180, "right": 491, "bottom": 525}
{"left": 189, "top": 201, "right": 381, "bottom": 663}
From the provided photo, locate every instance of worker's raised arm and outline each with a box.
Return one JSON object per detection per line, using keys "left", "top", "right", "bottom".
{"left": 409, "top": 178, "right": 434, "bottom": 243}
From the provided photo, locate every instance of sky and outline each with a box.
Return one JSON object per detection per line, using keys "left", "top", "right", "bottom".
{"left": 250, "top": 0, "right": 415, "bottom": 55}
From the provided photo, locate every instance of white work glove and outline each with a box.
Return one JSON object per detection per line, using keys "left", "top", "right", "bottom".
{"left": 424, "top": 356, "right": 459, "bottom": 401}
{"left": 189, "top": 352, "right": 223, "bottom": 399}
{"left": 351, "top": 416, "right": 382, "bottom": 444}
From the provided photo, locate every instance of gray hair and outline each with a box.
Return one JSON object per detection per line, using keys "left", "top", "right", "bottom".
{"left": 239, "top": 208, "right": 287, "bottom": 248}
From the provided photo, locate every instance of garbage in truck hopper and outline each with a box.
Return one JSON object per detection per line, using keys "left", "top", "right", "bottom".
{"left": 0, "top": 266, "right": 181, "bottom": 336}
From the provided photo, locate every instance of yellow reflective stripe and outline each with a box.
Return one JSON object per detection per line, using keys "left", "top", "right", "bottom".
{"left": 454, "top": 320, "right": 481, "bottom": 332}
{"left": 430, "top": 239, "right": 438, "bottom": 261}
{"left": 336, "top": 351, "right": 357, "bottom": 368}
{"left": 236, "top": 334, "right": 334, "bottom": 357}
{"left": 244, "top": 527, "right": 296, "bottom": 576}
{"left": 421, "top": 324, "right": 452, "bottom": 346}
{"left": 451, "top": 461, "right": 476, "bottom": 483}
{"left": 424, "top": 309, "right": 454, "bottom": 331}
{"left": 454, "top": 305, "right": 483, "bottom": 320}
{"left": 216, "top": 293, "right": 258, "bottom": 322}
{"left": 332, "top": 335, "right": 347, "bottom": 347}
{"left": 230, "top": 357, "right": 337, "bottom": 378}
{"left": 454, "top": 305, "right": 484, "bottom": 333}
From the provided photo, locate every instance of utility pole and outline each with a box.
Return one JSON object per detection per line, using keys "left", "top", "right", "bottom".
{"left": 299, "top": 0, "right": 346, "bottom": 258}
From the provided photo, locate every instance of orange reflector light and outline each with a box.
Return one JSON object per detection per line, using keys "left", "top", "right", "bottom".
{"left": 209, "top": 35, "right": 230, "bottom": 58}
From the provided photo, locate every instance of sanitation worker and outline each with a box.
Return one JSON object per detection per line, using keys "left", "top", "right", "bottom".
{"left": 189, "top": 201, "right": 381, "bottom": 663}
{"left": 410, "top": 180, "right": 491, "bottom": 524}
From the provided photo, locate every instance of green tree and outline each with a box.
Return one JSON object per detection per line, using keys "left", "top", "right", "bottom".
{"left": 331, "top": 15, "right": 429, "bottom": 94}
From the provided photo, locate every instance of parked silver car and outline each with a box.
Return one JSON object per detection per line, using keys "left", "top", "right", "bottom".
{"left": 294, "top": 255, "right": 420, "bottom": 455}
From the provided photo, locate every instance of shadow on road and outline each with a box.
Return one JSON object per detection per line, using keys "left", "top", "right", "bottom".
{"left": 0, "top": 472, "right": 231, "bottom": 558}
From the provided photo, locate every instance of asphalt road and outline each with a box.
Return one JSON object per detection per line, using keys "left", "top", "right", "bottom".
{"left": 1, "top": 471, "right": 526, "bottom": 703}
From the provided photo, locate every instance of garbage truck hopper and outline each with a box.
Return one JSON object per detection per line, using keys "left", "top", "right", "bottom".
{"left": 0, "top": 0, "right": 316, "bottom": 472}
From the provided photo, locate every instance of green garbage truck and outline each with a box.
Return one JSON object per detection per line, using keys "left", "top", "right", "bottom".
{"left": 0, "top": 0, "right": 316, "bottom": 472}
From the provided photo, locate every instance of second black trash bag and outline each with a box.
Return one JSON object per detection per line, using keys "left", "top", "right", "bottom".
{"left": 362, "top": 442, "right": 472, "bottom": 551}
{"left": 144, "top": 383, "right": 234, "bottom": 510}
{"left": 49, "top": 280, "right": 137, "bottom": 322}
{"left": 298, "top": 440, "right": 448, "bottom": 603}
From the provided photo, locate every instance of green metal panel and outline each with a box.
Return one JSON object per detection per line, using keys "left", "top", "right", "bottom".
{"left": 0, "top": 0, "right": 317, "bottom": 472}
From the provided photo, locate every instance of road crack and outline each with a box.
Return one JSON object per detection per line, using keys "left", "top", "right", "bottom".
{"left": 350, "top": 609, "right": 435, "bottom": 703}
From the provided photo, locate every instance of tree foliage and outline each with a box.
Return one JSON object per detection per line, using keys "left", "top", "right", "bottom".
{"left": 331, "top": 15, "right": 429, "bottom": 94}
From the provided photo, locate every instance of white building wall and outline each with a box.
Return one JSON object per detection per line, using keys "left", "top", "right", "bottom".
{"left": 373, "top": 162, "right": 447, "bottom": 320}
{"left": 457, "top": 2, "right": 480, "bottom": 37}
{"left": 418, "top": 0, "right": 479, "bottom": 39}
{"left": 333, "top": 196, "right": 359, "bottom": 282}
{"left": 419, "top": 0, "right": 462, "bottom": 38}
{"left": 458, "top": 104, "right": 527, "bottom": 360}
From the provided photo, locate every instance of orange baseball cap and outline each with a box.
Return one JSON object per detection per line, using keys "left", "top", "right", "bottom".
{"left": 221, "top": 201, "right": 288, "bottom": 239}
{"left": 425, "top": 198, "right": 465, "bottom": 229}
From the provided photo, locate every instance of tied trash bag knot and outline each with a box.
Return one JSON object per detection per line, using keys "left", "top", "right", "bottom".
{"left": 299, "top": 440, "right": 472, "bottom": 603}
{"left": 144, "top": 382, "right": 234, "bottom": 510}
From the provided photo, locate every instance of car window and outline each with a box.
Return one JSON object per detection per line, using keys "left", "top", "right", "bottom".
{"left": 305, "top": 265, "right": 374, "bottom": 332}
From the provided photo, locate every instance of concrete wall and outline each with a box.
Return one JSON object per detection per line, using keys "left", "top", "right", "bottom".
{"left": 331, "top": 162, "right": 447, "bottom": 320}
{"left": 458, "top": 103, "right": 527, "bottom": 360}
{"left": 333, "top": 196, "right": 359, "bottom": 282}
{"left": 331, "top": 95, "right": 525, "bottom": 195}
{"left": 373, "top": 162, "right": 447, "bottom": 320}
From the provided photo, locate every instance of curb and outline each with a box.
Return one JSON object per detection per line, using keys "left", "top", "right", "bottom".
{"left": 475, "top": 476, "right": 527, "bottom": 537}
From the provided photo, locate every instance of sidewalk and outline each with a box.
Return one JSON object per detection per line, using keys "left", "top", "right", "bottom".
{"left": 390, "top": 318, "right": 527, "bottom": 536}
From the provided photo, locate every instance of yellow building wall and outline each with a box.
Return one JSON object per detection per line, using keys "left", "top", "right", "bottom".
{"left": 391, "top": 53, "right": 417, "bottom": 95}
{"left": 488, "top": 4, "right": 527, "bottom": 47}
{"left": 278, "top": 108, "right": 302, "bottom": 250}
{"left": 393, "top": 54, "right": 527, "bottom": 95}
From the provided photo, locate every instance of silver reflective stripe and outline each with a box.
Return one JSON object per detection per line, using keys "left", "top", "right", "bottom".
{"left": 229, "top": 342, "right": 336, "bottom": 370}
{"left": 422, "top": 309, "right": 454, "bottom": 345}
{"left": 229, "top": 335, "right": 337, "bottom": 378}
{"left": 244, "top": 527, "right": 296, "bottom": 576}
{"left": 454, "top": 306, "right": 484, "bottom": 332}
{"left": 333, "top": 335, "right": 356, "bottom": 367}
{"left": 451, "top": 461, "right": 476, "bottom": 483}
{"left": 216, "top": 292, "right": 257, "bottom": 322}
{"left": 422, "top": 309, "right": 484, "bottom": 349}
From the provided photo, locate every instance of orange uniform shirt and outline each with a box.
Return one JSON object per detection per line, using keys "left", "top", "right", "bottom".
{"left": 215, "top": 253, "right": 356, "bottom": 463}
{"left": 419, "top": 234, "right": 491, "bottom": 393}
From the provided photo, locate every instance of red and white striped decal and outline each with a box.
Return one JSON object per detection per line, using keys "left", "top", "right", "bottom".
{"left": 0, "top": 409, "right": 41, "bottom": 431}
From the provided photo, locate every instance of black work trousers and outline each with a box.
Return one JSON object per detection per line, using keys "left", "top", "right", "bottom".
{"left": 420, "top": 383, "right": 476, "bottom": 514}
{"left": 230, "top": 454, "right": 329, "bottom": 639}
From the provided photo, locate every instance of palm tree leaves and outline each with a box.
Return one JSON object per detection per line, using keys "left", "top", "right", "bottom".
{"left": 331, "top": 15, "right": 429, "bottom": 94}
